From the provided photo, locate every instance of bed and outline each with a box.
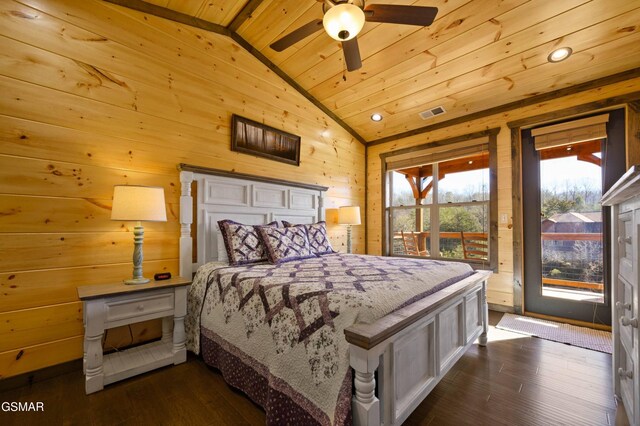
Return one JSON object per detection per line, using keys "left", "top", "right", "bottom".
{"left": 178, "top": 165, "right": 490, "bottom": 426}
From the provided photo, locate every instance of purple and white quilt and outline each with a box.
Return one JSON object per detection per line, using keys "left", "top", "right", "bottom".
{"left": 186, "top": 253, "right": 473, "bottom": 425}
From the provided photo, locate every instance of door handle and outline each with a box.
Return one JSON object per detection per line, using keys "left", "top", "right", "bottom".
{"left": 616, "top": 302, "right": 631, "bottom": 311}
{"left": 617, "top": 236, "right": 631, "bottom": 244}
{"left": 618, "top": 368, "right": 633, "bottom": 379}
{"left": 620, "top": 316, "right": 638, "bottom": 328}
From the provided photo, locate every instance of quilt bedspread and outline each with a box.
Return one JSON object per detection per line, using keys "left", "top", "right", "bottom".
{"left": 185, "top": 253, "right": 473, "bottom": 425}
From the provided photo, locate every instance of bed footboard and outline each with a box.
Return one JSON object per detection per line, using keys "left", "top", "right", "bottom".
{"left": 345, "top": 271, "right": 491, "bottom": 426}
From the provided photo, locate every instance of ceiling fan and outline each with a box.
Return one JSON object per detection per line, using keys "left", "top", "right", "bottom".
{"left": 270, "top": 0, "right": 438, "bottom": 72}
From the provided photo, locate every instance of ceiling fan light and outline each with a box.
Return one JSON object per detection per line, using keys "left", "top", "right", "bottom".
{"left": 323, "top": 3, "right": 366, "bottom": 41}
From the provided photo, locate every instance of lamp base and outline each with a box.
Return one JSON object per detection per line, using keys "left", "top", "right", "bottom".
{"left": 126, "top": 223, "right": 149, "bottom": 285}
{"left": 123, "top": 277, "right": 150, "bottom": 285}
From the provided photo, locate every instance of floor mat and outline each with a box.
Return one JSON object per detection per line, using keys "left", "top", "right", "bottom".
{"left": 495, "top": 313, "right": 612, "bottom": 354}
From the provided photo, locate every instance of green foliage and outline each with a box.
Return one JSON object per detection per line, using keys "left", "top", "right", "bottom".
{"left": 541, "top": 197, "right": 578, "bottom": 218}
{"left": 392, "top": 209, "right": 421, "bottom": 232}
{"left": 439, "top": 207, "right": 483, "bottom": 232}
{"left": 540, "top": 182, "right": 600, "bottom": 219}
{"left": 441, "top": 244, "right": 464, "bottom": 259}
{"left": 392, "top": 206, "right": 485, "bottom": 234}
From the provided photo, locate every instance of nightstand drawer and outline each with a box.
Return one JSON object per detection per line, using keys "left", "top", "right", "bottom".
{"left": 105, "top": 291, "right": 174, "bottom": 324}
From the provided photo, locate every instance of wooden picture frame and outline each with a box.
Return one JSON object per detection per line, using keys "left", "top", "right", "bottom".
{"left": 231, "top": 115, "right": 301, "bottom": 166}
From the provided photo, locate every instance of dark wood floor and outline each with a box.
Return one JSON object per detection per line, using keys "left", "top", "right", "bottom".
{"left": 0, "top": 311, "right": 629, "bottom": 425}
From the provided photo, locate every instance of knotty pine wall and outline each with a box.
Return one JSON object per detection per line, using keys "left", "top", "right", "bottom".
{"left": 367, "top": 77, "right": 640, "bottom": 309}
{"left": 0, "top": 0, "right": 364, "bottom": 378}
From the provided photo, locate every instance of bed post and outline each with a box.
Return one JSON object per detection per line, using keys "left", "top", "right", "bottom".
{"left": 478, "top": 279, "right": 489, "bottom": 346}
{"left": 350, "top": 345, "right": 381, "bottom": 426}
{"left": 318, "top": 191, "right": 325, "bottom": 221}
{"left": 179, "top": 171, "right": 194, "bottom": 278}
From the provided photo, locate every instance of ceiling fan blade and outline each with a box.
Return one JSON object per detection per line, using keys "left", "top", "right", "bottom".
{"left": 270, "top": 19, "right": 324, "bottom": 52}
{"left": 364, "top": 4, "right": 438, "bottom": 26}
{"left": 342, "top": 37, "right": 362, "bottom": 71}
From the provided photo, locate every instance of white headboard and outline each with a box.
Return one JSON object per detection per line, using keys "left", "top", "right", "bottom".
{"left": 179, "top": 166, "right": 328, "bottom": 277}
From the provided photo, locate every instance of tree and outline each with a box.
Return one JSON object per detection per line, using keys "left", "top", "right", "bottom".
{"left": 393, "top": 209, "right": 416, "bottom": 232}
{"left": 440, "top": 207, "right": 482, "bottom": 232}
{"left": 541, "top": 196, "right": 579, "bottom": 218}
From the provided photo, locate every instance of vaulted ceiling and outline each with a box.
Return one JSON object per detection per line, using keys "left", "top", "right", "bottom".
{"left": 128, "top": 0, "right": 640, "bottom": 143}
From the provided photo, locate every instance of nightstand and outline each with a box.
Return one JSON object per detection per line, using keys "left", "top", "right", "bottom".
{"left": 77, "top": 276, "right": 191, "bottom": 394}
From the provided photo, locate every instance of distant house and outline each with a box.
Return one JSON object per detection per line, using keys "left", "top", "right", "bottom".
{"left": 541, "top": 212, "right": 602, "bottom": 256}
{"left": 541, "top": 211, "right": 602, "bottom": 234}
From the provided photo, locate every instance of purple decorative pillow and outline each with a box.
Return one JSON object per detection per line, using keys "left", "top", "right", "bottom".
{"left": 257, "top": 225, "right": 315, "bottom": 264}
{"left": 218, "top": 220, "right": 278, "bottom": 266}
{"left": 283, "top": 221, "right": 335, "bottom": 256}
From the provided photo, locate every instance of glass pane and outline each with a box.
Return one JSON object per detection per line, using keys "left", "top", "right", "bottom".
{"left": 438, "top": 153, "right": 489, "bottom": 203}
{"left": 439, "top": 205, "right": 488, "bottom": 260}
{"left": 539, "top": 140, "right": 604, "bottom": 303}
{"left": 390, "top": 170, "right": 433, "bottom": 206}
{"left": 390, "top": 207, "right": 430, "bottom": 256}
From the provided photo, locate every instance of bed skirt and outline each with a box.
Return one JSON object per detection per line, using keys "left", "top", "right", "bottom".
{"left": 201, "top": 327, "right": 353, "bottom": 426}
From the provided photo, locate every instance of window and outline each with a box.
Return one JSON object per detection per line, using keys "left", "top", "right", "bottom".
{"left": 381, "top": 130, "right": 498, "bottom": 270}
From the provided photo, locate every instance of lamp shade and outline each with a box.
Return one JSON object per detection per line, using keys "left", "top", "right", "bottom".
{"left": 338, "top": 206, "right": 361, "bottom": 225}
{"left": 111, "top": 185, "right": 167, "bottom": 222}
{"left": 323, "top": 3, "right": 365, "bottom": 41}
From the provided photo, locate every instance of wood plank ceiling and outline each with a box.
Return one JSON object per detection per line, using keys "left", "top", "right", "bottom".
{"left": 139, "top": 0, "right": 640, "bottom": 143}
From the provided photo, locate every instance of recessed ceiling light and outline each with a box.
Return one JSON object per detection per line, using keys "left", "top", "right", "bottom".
{"left": 371, "top": 113, "right": 383, "bottom": 122}
{"left": 548, "top": 47, "right": 573, "bottom": 63}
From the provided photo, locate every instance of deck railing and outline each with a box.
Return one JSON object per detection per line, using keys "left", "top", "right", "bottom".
{"left": 392, "top": 231, "right": 487, "bottom": 257}
{"left": 392, "top": 231, "right": 486, "bottom": 243}
{"left": 541, "top": 232, "right": 603, "bottom": 292}
{"left": 393, "top": 231, "right": 604, "bottom": 292}
{"left": 541, "top": 232, "right": 602, "bottom": 242}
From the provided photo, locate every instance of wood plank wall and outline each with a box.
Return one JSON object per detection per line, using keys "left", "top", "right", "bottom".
{"left": 0, "top": 0, "right": 364, "bottom": 378}
{"left": 367, "top": 77, "right": 640, "bottom": 310}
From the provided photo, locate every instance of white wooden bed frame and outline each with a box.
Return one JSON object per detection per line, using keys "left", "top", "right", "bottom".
{"left": 178, "top": 166, "right": 490, "bottom": 426}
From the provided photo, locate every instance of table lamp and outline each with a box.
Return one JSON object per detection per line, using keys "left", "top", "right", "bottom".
{"left": 111, "top": 185, "right": 167, "bottom": 284}
{"left": 338, "top": 206, "right": 361, "bottom": 254}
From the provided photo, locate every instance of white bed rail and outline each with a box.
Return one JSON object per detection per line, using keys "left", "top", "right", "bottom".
{"left": 345, "top": 271, "right": 491, "bottom": 426}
